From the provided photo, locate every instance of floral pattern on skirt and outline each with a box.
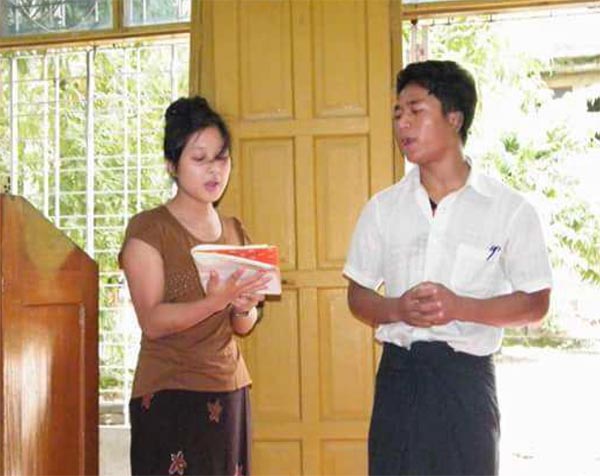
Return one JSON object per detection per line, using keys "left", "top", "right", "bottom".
{"left": 130, "top": 387, "right": 251, "bottom": 476}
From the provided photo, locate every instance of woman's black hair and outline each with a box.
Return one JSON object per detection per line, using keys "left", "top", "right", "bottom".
{"left": 163, "top": 96, "right": 231, "bottom": 167}
{"left": 396, "top": 60, "right": 477, "bottom": 144}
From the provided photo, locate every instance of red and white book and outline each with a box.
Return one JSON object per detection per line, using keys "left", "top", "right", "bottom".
{"left": 191, "top": 244, "right": 281, "bottom": 295}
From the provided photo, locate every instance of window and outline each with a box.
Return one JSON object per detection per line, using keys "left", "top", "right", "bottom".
{"left": 402, "top": 0, "right": 455, "bottom": 3}
{"left": 0, "top": 0, "right": 191, "bottom": 45}
{"left": 1, "top": 0, "right": 113, "bottom": 36}
{"left": 0, "top": 37, "right": 190, "bottom": 422}
{"left": 1, "top": 0, "right": 193, "bottom": 426}
{"left": 124, "top": 0, "right": 191, "bottom": 27}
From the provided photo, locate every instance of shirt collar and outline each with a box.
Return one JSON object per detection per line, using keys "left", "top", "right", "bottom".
{"left": 406, "top": 157, "right": 493, "bottom": 198}
{"left": 464, "top": 158, "right": 493, "bottom": 198}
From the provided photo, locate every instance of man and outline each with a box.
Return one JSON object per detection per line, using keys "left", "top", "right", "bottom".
{"left": 343, "top": 60, "right": 552, "bottom": 476}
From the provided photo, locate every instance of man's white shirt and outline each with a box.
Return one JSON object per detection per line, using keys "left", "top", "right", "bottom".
{"left": 343, "top": 164, "right": 553, "bottom": 356}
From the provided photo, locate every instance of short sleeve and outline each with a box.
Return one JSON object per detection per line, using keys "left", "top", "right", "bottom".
{"left": 231, "top": 216, "right": 252, "bottom": 245}
{"left": 118, "top": 212, "right": 163, "bottom": 268}
{"left": 501, "top": 201, "right": 553, "bottom": 293}
{"left": 343, "top": 198, "right": 384, "bottom": 291}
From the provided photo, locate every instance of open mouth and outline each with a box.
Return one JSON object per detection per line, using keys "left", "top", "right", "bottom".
{"left": 205, "top": 180, "right": 220, "bottom": 191}
{"left": 401, "top": 137, "right": 415, "bottom": 149}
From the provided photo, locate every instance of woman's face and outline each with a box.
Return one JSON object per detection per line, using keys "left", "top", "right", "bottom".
{"left": 170, "top": 126, "right": 232, "bottom": 205}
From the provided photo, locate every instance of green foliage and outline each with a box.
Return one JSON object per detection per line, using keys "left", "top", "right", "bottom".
{"left": 0, "top": 39, "right": 188, "bottom": 402}
{"left": 502, "top": 331, "right": 588, "bottom": 350}
{"left": 3, "top": 0, "right": 112, "bottom": 36}
{"left": 423, "top": 20, "right": 600, "bottom": 288}
{"left": 127, "top": 0, "right": 190, "bottom": 26}
{"left": 408, "top": 18, "right": 600, "bottom": 346}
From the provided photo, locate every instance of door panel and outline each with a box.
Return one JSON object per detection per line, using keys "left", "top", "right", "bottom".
{"left": 241, "top": 138, "right": 297, "bottom": 270}
{"left": 253, "top": 440, "right": 303, "bottom": 476}
{"left": 244, "top": 291, "right": 301, "bottom": 423}
{"left": 240, "top": 0, "right": 293, "bottom": 119}
{"left": 313, "top": 0, "right": 368, "bottom": 117}
{"left": 315, "top": 136, "right": 370, "bottom": 268}
{"left": 17, "top": 305, "right": 83, "bottom": 475}
{"left": 318, "top": 289, "right": 374, "bottom": 421}
{"left": 321, "top": 440, "right": 367, "bottom": 476}
{"left": 196, "top": 1, "right": 394, "bottom": 473}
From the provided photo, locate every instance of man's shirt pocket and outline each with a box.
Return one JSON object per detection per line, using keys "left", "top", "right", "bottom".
{"left": 451, "top": 243, "right": 504, "bottom": 297}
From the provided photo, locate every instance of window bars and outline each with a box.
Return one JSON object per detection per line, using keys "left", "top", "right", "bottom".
{"left": 0, "top": 37, "right": 189, "bottom": 424}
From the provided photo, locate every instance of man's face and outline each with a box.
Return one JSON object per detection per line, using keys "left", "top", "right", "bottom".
{"left": 393, "top": 82, "right": 461, "bottom": 165}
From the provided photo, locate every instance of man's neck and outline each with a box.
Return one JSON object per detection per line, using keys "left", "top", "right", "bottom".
{"left": 419, "top": 155, "right": 470, "bottom": 203}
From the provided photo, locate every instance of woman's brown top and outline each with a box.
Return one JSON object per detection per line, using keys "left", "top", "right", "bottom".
{"left": 119, "top": 205, "right": 252, "bottom": 398}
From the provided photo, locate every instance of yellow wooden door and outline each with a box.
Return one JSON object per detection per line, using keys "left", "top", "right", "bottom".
{"left": 191, "top": 1, "right": 396, "bottom": 474}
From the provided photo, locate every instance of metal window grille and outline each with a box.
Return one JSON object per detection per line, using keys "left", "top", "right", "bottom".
{"left": 2, "top": 0, "right": 112, "bottom": 36}
{"left": 124, "top": 0, "right": 191, "bottom": 27}
{"left": 0, "top": 37, "right": 189, "bottom": 424}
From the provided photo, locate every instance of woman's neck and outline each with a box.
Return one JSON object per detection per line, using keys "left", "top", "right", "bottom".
{"left": 167, "top": 192, "right": 214, "bottom": 219}
{"left": 166, "top": 193, "right": 221, "bottom": 241}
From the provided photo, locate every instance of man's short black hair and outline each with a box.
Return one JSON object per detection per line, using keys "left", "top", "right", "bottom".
{"left": 396, "top": 60, "right": 477, "bottom": 144}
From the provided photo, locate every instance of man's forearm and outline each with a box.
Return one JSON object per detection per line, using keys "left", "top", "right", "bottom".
{"left": 458, "top": 289, "right": 550, "bottom": 327}
{"left": 349, "top": 280, "right": 551, "bottom": 329}
{"left": 347, "top": 280, "right": 396, "bottom": 326}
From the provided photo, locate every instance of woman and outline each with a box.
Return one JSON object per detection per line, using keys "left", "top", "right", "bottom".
{"left": 120, "top": 96, "right": 270, "bottom": 476}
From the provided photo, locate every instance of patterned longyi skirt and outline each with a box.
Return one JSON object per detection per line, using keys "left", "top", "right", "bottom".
{"left": 129, "top": 387, "right": 251, "bottom": 476}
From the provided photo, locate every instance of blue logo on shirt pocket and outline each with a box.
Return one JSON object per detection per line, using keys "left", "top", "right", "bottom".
{"left": 486, "top": 245, "right": 502, "bottom": 261}
{"left": 451, "top": 243, "right": 502, "bottom": 297}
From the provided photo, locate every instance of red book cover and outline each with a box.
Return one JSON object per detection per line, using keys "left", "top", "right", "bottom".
{"left": 191, "top": 244, "right": 281, "bottom": 295}
{"left": 202, "top": 246, "right": 279, "bottom": 266}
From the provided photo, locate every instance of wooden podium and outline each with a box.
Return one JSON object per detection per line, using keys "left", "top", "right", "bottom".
{"left": 0, "top": 194, "right": 98, "bottom": 475}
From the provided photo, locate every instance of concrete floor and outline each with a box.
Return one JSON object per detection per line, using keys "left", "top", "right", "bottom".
{"left": 496, "top": 346, "right": 600, "bottom": 476}
{"left": 100, "top": 426, "right": 130, "bottom": 476}
{"left": 100, "top": 347, "right": 600, "bottom": 476}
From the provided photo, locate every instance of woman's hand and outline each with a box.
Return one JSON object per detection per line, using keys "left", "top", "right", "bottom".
{"left": 230, "top": 294, "right": 265, "bottom": 336}
{"left": 231, "top": 292, "right": 265, "bottom": 315}
{"left": 205, "top": 268, "right": 270, "bottom": 311}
